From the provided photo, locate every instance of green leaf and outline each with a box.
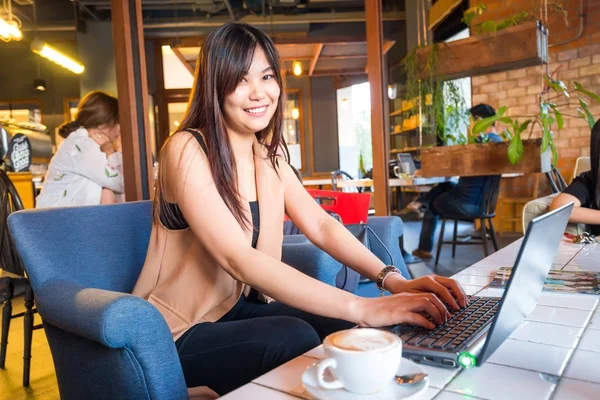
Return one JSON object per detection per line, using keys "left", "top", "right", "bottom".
{"left": 550, "top": 140, "right": 558, "bottom": 165}
{"left": 508, "top": 132, "right": 524, "bottom": 165}
{"left": 578, "top": 97, "right": 595, "bottom": 129}
{"left": 75, "top": 144, "right": 82, "bottom": 152}
{"left": 541, "top": 126, "right": 552, "bottom": 153}
{"left": 545, "top": 76, "right": 569, "bottom": 97}
{"left": 574, "top": 81, "right": 600, "bottom": 104}
{"left": 62, "top": 189, "right": 67, "bottom": 197}
{"left": 53, "top": 173, "right": 66, "bottom": 181}
{"left": 549, "top": 106, "right": 564, "bottom": 130}
{"left": 519, "top": 120, "right": 532, "bottom": 134}
{"left": 472, "top": 106, "right": 509, "bottom": 135}
{"left": 105, "top": 167, "right": 119, "bottom": 178}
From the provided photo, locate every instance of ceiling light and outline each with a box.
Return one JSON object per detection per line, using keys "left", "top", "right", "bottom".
{"left": 33, "top": 79, "right": 46, "bottom": 92}
{"left": 31, "top": 39, "right": 85, "bottom": 74}
{"left": 292, "top": 61, "right": 302, "bottom": 76}
{"left": 0, "top": 18, "right": 22, "bottom": 42}
{"left": 291, "top": 108, "right": 299, "bottom": 120}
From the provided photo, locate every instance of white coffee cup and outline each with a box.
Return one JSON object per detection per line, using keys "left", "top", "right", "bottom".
{"left": 316, "top": 328, "right": 403, "bottom": 394}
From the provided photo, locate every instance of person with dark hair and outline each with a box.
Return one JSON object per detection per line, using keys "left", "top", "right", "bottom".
{"left": 410, "top": 103, "right": 504, "bottom": 260}
{"left": 550, "top": 119, "right": 600, "bottom": 233}
{"left": 36, "top": 91, "right": 123, "bottom": 208}
{"left": 132, "top": 22, "right": 466, "bottom": 396}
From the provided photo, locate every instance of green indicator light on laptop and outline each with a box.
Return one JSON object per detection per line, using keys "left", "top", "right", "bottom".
{"left": 458, "top": 352, "right": 477, "bottom": 369}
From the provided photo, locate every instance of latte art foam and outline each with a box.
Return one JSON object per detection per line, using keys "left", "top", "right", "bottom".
{"left": 328, "top": 329, "right": 398, "bottom": 352}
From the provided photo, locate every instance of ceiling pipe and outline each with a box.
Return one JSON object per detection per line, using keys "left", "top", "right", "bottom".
{"left": 223, "top": 0, "right": 236, "bottom": 20}
{"left": 142, "top": 11, "right": 404, "bottom": 29}
{"left": 548, "top": 0, "right": 585, "bottom": 48}
{"left": 21, "top": 10, "right": 404, "bottom": 32}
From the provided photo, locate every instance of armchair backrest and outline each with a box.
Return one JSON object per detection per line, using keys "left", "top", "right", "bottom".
{"left": 8, "top": 201, "right": 153, "bottom": 293}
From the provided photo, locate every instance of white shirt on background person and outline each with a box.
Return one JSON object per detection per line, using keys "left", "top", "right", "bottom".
{"left": 35, "top": 127, "right": 124, "bottom": 208}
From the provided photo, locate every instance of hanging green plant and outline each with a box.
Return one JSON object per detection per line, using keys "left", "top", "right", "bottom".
{"left": 463, "top": 2, "right": 568, "bottom": 35}
{"left": 400, "top": 44, "right": 468, "bottom": 144}
{"left": 471, "top": 75, "right": 600, "bottom": 165}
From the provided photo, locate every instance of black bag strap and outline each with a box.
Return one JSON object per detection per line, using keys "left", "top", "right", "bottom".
{"left": 363, "top": 223, "right": 394, "bottom": 266}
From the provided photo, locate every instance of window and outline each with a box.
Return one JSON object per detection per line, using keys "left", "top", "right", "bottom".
{"left": 283, "top": 89, "right": 303, "bottom": 170}
{"left": 0, "top": 101, "right": 42, "bottom": 125}
{"left": 337, "top": 82, "right": 372, "bottom": 178}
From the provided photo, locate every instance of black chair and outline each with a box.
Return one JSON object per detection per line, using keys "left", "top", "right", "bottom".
{"left": 545, "top": 166, "right": 568, "bottom": 194}
{"left": 0, "top": 169, "right": 41, "bottom": 387}
{"left": 434, "top": 175, "right": 502, "bottom": 269}
{"left": 331, "top": 170, "right": 362, "bottom": 193}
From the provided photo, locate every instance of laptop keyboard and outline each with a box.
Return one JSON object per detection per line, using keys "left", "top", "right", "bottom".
{"left": 392, "top": 296, "right": 500, "bottom": 352}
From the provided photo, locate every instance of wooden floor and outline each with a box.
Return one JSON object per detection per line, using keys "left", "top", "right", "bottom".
{"left": 0, "top": 296, "right": 59, "bottom": 400}
{"left": 0, "top": 221, "right": 521, "bottom": 400}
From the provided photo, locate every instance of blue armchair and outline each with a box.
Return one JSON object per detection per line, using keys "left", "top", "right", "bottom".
{"left": 8, "top": 201, "right": 407, "bottom": 399}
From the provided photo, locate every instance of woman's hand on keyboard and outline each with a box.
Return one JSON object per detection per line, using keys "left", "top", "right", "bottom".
{"left": 355, "top": 292, "right": 451, "bottom": 329}
{"left": 384, "top": 274, "right": 468, "bottom": 310}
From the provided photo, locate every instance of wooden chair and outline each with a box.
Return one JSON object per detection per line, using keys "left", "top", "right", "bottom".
{"left": 497, "top": 174, "right": 540, "bottom": 235}
{"left": 434, "top": 175, "right": 502, "bottom": 268}
{"left": 331, "top": 170, "right": 362, "bottom": 193}
{"left": 571, "top": 156, "right": 591, "bottom": 183}
{"left": 0, "top": 169, "right": 41, "bottom": 387}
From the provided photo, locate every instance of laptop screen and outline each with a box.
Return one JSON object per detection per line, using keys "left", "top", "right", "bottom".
{"left": 478, "top": 202, "right": 573, "bottom": 365}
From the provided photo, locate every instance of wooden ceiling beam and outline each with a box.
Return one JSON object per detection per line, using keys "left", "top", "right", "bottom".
{"left": 309, "top": 44, "right": 323, "bottom": 76}
{"left": 172, "top": 47, "right": 195, "bottom": 75}
{"left": 382, "top": 40, "right": 395, "bottom": 55}
{"left": 309, "top": 68, "right": 367, "bottom": 77}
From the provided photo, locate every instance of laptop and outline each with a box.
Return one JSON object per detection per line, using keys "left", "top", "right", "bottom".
{"left": 392, "top": 202, "right": 574, "bottom": 369}
{"left": 396, "top": 153, "right": 417, "bottom": 175}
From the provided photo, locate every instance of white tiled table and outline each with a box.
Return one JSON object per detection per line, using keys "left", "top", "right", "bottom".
{"left": 222, "top": 240, "right": 600, "bottom": 399}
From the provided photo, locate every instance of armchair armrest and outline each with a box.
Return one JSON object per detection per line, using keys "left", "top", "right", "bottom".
{"left": 282, "top": 240, "right": 343, "bottom": 286}
{"left": 366, "top": 216, "right": 410, "bottom": 279}
{"left": 35, "top": 279, "right": 188, "bottom": 399}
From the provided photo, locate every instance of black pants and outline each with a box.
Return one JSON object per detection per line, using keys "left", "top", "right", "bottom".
{"left": 175, "top": 295, "right": 355, "bottom": 395}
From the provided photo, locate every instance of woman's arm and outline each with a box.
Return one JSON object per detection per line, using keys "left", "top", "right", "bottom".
{"left": 100, "top": 188, "right": 116, "bottom": 204}
{"left": 550, "top": 192, "right": 600, "bottom": 225}
{"left": 72, "top": 137, "right": 124, "bottom": 193}
{"left": 164, "top": 133, "right": 449, "bottom": 329}
{"left": 280, "top": 162, "right": 466, "bottom": 309}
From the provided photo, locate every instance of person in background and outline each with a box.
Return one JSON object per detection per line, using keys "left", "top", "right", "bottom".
{"left": 410, "top": 104, "right": 504, "bottom": 260}
{"left": 550, "top": 119, "right": 600, "bottom": 234}
{"left": 36, "top": 91, "right": 124, "bottom": 208}
{"left": 132, "top": 22, "right": 467, "bottom": 397}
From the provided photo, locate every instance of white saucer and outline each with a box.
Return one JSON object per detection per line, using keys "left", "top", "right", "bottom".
{"left": 301, "top": 357, "right": 429, "bottom": 400}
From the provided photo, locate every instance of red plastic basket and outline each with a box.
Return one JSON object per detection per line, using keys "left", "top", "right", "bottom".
{"left": 305, "top": 189, "right": 371, "bottom": 224}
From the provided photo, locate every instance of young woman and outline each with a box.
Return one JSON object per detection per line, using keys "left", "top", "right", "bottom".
{"left": 36, "top": 91, "right": 124, "bottom": 208}
{"left": 133, "top": 22, "right": 467, "bottom": 396}
{"left": 551, "top": 120, "right": 600, "bottom": 234}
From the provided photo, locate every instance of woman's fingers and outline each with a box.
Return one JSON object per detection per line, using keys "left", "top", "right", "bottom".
{"left": 423, "top": 292, "right": 451, "bottom": 320}
{"left": 412, "top": 297, "right": 444, "bottom": 325}
{"left": 434, "top": 276, "right": 468, "bottom": 307}
{"left": 399, "top": 312, "right": 435, "bottom": 329}
{"left": 426, "top": 279, "right": 460, "bottom": 310}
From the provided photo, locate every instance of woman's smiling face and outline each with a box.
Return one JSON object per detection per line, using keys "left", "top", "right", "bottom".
{"left": 223, "top": 46, "right": 281, "bottom": 137}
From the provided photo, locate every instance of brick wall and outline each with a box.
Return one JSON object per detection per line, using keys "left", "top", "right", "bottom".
{"left": 468, "top": 0, "right": 600, "bottom": 232}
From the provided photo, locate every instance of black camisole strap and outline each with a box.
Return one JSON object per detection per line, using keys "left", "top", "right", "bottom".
{"left": 158, "top": 129, "right": 209, "bottom": 230}
{"left": 186, "top": 128, "right": 208, "bottom": 154}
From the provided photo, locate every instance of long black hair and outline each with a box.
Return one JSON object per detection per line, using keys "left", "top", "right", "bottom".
{"left": 591, "top": 119, "right": 600, "bottom": 209}
{"left": 155, "top": 22, "right": 288, "bottom": 230}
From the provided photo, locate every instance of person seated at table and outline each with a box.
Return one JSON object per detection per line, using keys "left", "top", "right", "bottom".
{"left": 410, "top": 103, "right": 503, "bottom": 260}
{"left": 132, "top": 22, "right": 467, "bottom": 397}
{"left": 550, "top": 119, "right": 600, "bottom": 234}
{"left": 36, "top": 91, "right": 124, "bottom": 208}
